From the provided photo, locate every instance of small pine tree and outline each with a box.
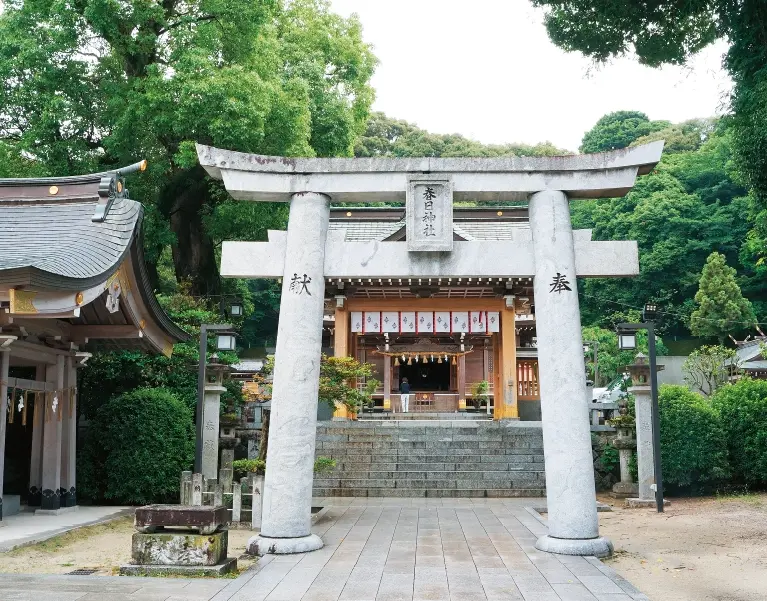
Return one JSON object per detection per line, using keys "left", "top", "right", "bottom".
{"left": 689, "top": 252, "right": 756, "bottom": 342}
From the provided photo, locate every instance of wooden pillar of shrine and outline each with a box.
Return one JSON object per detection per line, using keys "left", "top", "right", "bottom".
{"left": 333, "top": 306, "right": 349, "bottom": 419}
{"left": 494, "top": 303, "right": 518, "bottom": 420}
{"left": 383, "top": 354, "right": 391, "bottom": 411}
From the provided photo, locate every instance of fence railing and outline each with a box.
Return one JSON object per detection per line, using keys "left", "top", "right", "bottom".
{"left": 180, "top": 470, "right": 263, "bottom": 529}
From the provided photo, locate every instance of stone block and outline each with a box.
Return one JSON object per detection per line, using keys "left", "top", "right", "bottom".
{"left": 120, "top": 557, "right": 236, "bottom": 576}
{"left": 131, "top": 530, "right": 228, "bottom": 566}
{"left": 134, "top": 504, "right": 228, "bottom": 534}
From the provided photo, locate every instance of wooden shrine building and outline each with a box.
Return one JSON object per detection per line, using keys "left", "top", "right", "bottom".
{"left": 324, "top": 206, "right": 545, "bottom": 421}
{"left": 0, "top": 164, "right": 188, "bottom": 521}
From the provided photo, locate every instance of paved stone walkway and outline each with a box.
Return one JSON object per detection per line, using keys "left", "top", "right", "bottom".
{"left": 0, "top": 499, "right": 649, "bottom": 601}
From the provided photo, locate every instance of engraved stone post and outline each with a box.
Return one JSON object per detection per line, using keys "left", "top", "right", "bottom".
{"left": 251, "top": 474, "right": 264, "bottom": 530}
{"left": 232, "top": 482, "right": 242, "bottom": 523}
{"left": 219, "top": 468, "right": 233, "bottom": 493}
{"left": 191, "top": 473, "right": 203, "bottom": 506}
{"left": 201, "top": 363, "right": 225, "bottom": 480}
{"left": 180, "top": 471, "right": 192, "bottom": 505}
{"left": 248, "top": 192, "right": 329, "bottom": 555}
{"left": 633, "top": 387, "right": 656, "bottom": 501}
{"left": 529, "top": 189, "right": 612, "bottom": 557}
{"left": 214, "top": 483, "right": 224, "bottom": 507}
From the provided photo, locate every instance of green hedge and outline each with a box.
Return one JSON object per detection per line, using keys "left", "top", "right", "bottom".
{"left": 659, "top": 385, "right": 729, "bottom": 492}
{"left": 713, "top": 379, "right": 767, "bottom": 487}
{"left": 79, "top": 388, "right": 194, "bottom": 505}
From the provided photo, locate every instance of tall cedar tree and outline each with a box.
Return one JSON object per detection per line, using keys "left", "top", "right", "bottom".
{"left": 689, "top": 252, "right": 755, "bottom": 342}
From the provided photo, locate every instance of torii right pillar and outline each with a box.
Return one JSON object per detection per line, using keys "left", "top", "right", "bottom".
{"left": 530, "top": 189, "right": 613, "bottom": 558}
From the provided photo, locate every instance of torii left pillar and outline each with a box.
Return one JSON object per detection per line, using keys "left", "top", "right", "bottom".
{"left": 248, "top": 192, "right": 329, "bottom": 555}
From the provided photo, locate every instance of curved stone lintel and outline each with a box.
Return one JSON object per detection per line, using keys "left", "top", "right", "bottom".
{"left": 535, "top": 535, "right": 613, "bottom": 558}
{"left": 247, "top": 534, "right": 324, "bottom": 556}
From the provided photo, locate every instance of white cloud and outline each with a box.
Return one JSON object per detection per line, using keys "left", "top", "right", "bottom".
{"left": 330, "top": 0, "right": 732, "bottom": 151}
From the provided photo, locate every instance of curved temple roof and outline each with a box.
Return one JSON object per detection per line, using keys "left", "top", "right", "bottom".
{"left": 0, "top": 166, "right": 189, "bottom": 354}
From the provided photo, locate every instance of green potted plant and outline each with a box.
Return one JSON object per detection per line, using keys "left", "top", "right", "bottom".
{"left": 471, "top": 380, "right": 490, "bottom": 414}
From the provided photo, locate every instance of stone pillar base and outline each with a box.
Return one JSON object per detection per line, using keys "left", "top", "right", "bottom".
{"left": 35, "top": 505, "right": 79, "bottom": 516}
{"left": 626, "top": 498, "right": 670, "bottom": 509}
{"left": 535, "top": 535, "right": 613, "bottom": 558}
{"left": 247, "top": 533, "right": 324, "bottom": 556}
{"left": 611, "top": 482, "right": 639, "bottom": 498}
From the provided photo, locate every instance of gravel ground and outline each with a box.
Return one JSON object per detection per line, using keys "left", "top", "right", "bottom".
{"left": 598, "top": 493, "right": 767, "bottom": 601}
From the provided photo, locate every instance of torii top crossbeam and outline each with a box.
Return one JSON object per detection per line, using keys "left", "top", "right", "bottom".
{"left": 196, "top": 141, "right": 663, "bottom": 202}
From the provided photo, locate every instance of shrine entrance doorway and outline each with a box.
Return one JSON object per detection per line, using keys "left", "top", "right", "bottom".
{"left": 397, "top": 356, "right": 451, "bottom": 393}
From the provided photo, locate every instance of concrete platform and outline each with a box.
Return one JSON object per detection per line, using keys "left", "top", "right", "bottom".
{"left": 0, "top": 505, "right": 131, "bottom": 552}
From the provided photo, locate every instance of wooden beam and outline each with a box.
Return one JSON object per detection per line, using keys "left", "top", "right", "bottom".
{"left": 346, "top": 298, "right": 506, "bottom": 311}
{"left": 69, "top": 325, "right": 143, "bottom": 342}
{"left": 333, "top": 307, "right": 349, "bottom": 419}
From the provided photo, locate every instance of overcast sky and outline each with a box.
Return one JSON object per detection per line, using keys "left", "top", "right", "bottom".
{"left": 329, "top": 0, "right": 732, "bottom": 152}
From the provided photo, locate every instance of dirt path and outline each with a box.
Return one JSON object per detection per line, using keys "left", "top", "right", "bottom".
{"left": 598, "top": 493, "right": 767, "bottom": 601}
{"left": 0, "top": 516, "right": 257, "bottom": 575}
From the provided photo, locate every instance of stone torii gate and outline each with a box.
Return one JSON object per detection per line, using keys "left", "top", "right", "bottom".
{"left": 197, "top": 141, "right": 664, "bottom": 557}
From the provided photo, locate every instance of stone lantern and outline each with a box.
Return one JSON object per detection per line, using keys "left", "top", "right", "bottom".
{"left": 201, "top": 355, "right": 230, "bottom": 481}
{"left": 624, "top": 352, "right": 665, "bottom": 508}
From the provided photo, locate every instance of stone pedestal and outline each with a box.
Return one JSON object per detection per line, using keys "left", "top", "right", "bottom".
{"left": 612, "top": 432, "right": 638, "bottom": 498}
{"left": 122, "top": 504, "right": 236, "bottom": 576}
{"left": 529, "top": 189, "right": 612, "bottom": 558}
{"left": 249, "top": 192, "right": 329, "bottom": 556}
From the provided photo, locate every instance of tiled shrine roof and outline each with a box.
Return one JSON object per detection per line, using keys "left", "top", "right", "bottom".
{"left": 329, "top": 206, "right": 532, "bottom": 242}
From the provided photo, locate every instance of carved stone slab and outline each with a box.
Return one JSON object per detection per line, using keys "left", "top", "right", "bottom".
{"left": 131, "top": 530, "right": 228, "bottom": 566}
{"left": 406, "top": 174, "right": 453, "bottom": 252}
{"left": 134, "top": 504, "right": 228, "bottom": 534}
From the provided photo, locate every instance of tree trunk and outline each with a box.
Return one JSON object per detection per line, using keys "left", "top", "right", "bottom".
{"left": 160, "top": 166, "right": 221, "bottom": 296}
{"left": 258, "top": 410, "right": 270, "bottom": 463}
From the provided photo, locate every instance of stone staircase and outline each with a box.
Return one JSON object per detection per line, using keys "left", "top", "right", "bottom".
{"left": 313, "top": 420, "right": 545, "bottom": 498}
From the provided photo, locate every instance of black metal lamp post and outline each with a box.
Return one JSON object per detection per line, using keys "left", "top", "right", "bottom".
{"left": 617, "top": 303, "right": 664, "bottom": 513}
{"left": 195, "top": 323, "right": 236, "bottom": 474}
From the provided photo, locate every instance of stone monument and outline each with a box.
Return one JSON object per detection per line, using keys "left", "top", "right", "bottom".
{"left": 120, "top": 505, "right": 236, "bottom": 576}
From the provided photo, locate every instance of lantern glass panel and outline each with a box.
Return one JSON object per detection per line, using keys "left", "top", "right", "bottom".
{"left": 216, "top": 334, "right": 236, "bottom": 351}
{"left": 618, "top": 333, "right": 636, "bottom": 350}
{"left": 230, "top": 303, "right": 243, "bottom": 317}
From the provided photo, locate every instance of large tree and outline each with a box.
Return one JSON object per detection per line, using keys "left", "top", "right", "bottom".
{"left": 0, "top": 0, "right": 376, "bottom": 295}
{"left": 530, "top": 0, "right": 767, "bottom": 295}
{"left": 580, "top": 110, "right": 668, "bottom": 154}
{"left": 689, "top": 251, "right": 756, "bottom": 342}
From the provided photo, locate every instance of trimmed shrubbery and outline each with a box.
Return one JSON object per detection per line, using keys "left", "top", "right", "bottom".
{"left": 79, "top": 388, "right": 194, "bottom": 505}
{"left": 658, "top": 385, "right": 730, "bottom": 493}
{"left": 713, "top": 379, "right": 767, "bottom": 488}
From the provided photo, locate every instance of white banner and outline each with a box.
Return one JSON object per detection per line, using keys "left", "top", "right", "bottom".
{"left": 382, "top": 312, "right": 400, "bottom": 332}
{"left": 435, "top": 311, "right": 451, "bottom": 333}
{"left": 417, "top": 312, "right": 434, "bottom": 333}
{"left": 351, "top": 311, "right": 363, "bottom": 332}
{"left": 469, "top": 311, "right": 486, "bottom": 333}
{"left": 363, "top": 311, "right": 381, "bottom": 333}
{"left": 400, "top": 311, "right": 416, "bottom": 332}
{"left": 452, "top": 311, "right": 469, "bottom": 333}
{"left": 487, "top": 311, "right": 500, "bottom": 332}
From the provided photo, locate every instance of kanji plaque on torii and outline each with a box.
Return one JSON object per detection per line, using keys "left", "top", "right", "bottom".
{"left": 406, "top": 174, "right": 453, "bottom": 252}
